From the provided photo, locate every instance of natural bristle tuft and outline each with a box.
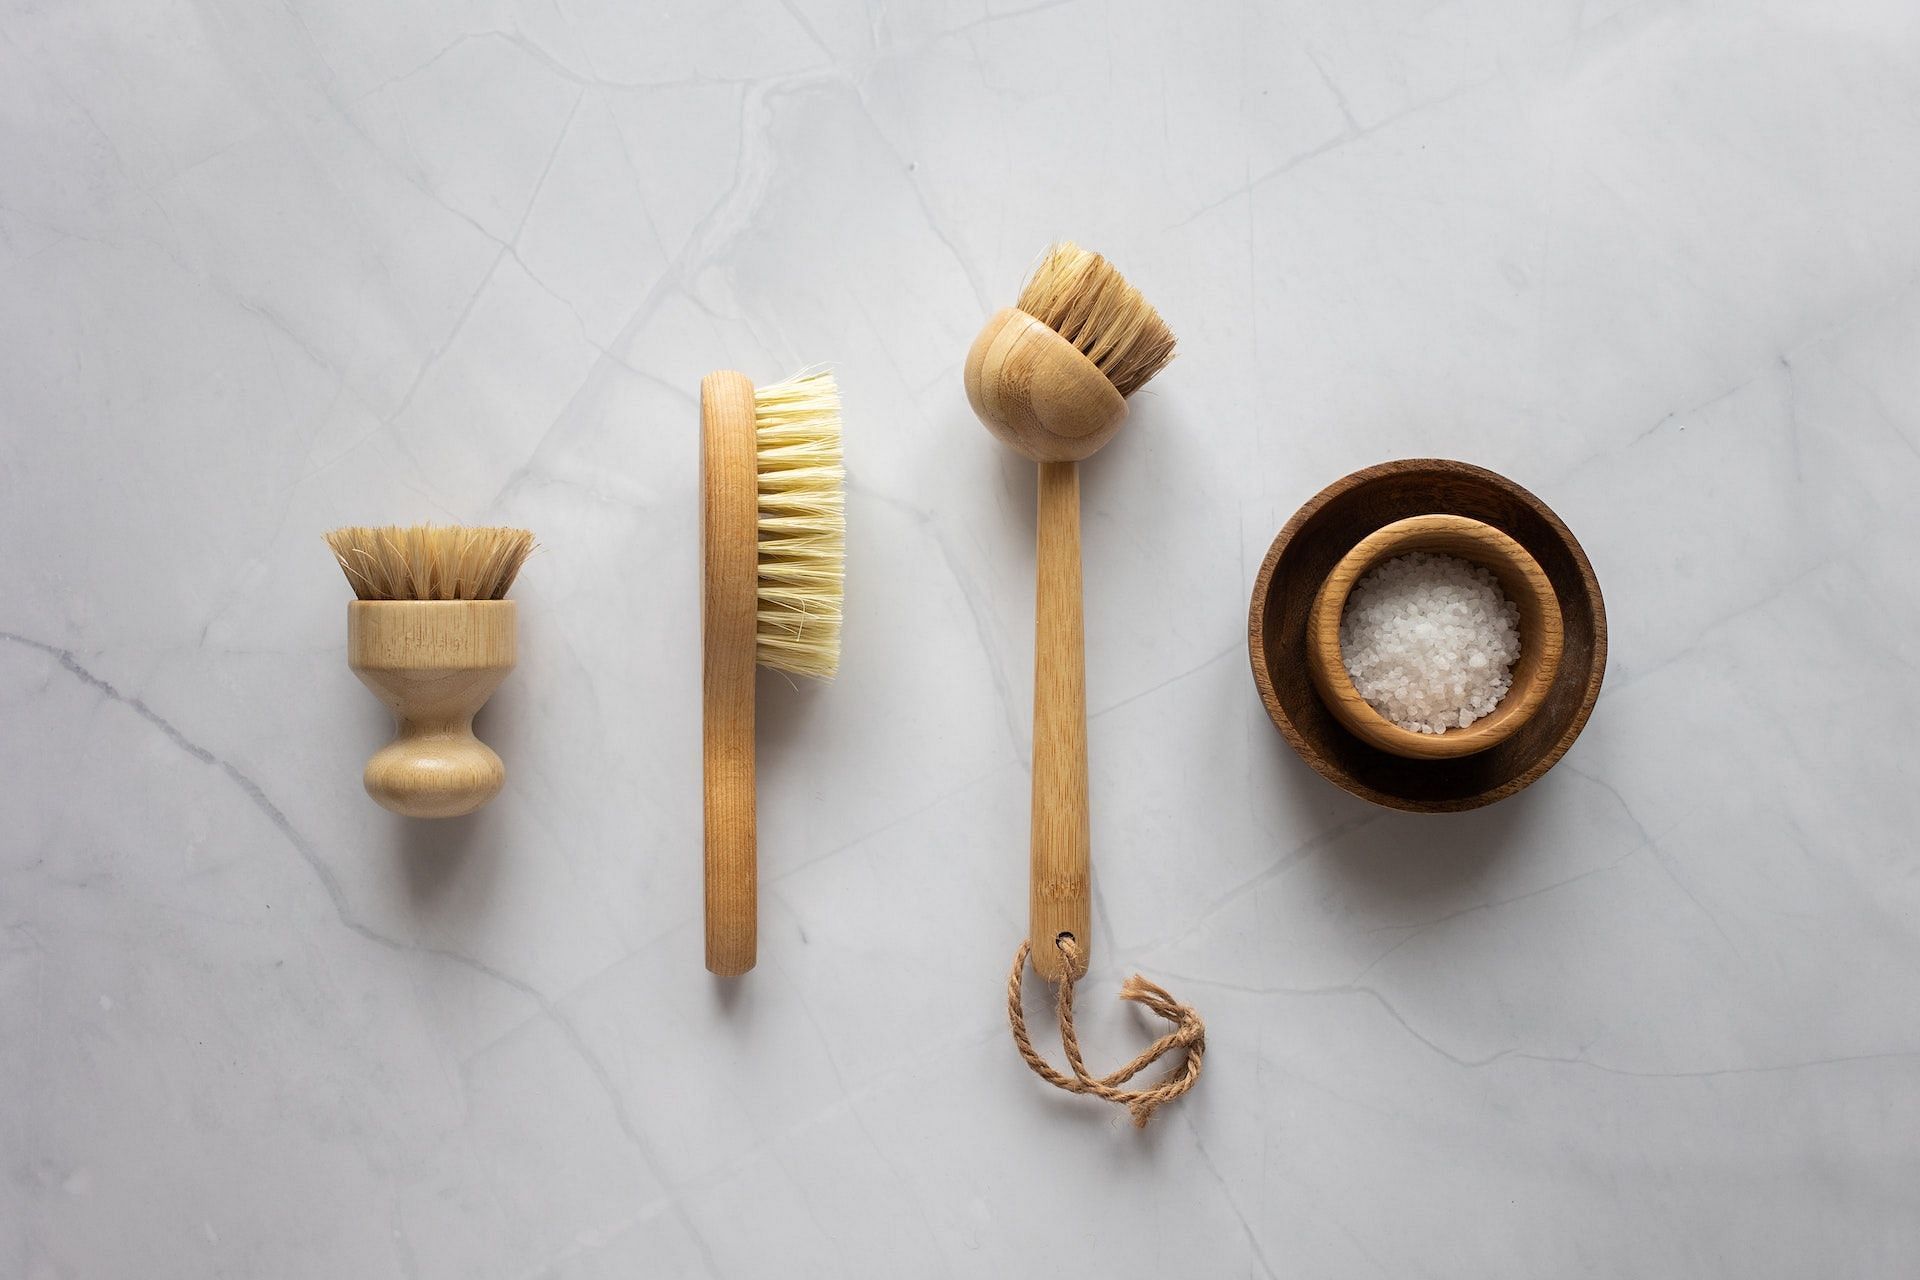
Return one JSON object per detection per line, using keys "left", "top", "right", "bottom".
{"left": 752, "top": 370, "right": 844, "bottom": 679}
{"left": 1015, "top": 242, "right": 1176, "bottom": 398}
{"left": 325, "top": 525, "right": 535, "bottom": 601}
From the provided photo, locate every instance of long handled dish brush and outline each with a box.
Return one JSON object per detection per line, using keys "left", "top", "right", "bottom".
{"left": 701, "top": 368, "right": 844, "bottom": 975}
{"left": 964, "top": 244, "right": 1204, "bottom": 1126}
{"left": 326, "top": 524, "right": 535, "bottom": 818}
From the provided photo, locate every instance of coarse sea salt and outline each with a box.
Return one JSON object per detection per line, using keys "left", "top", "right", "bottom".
{"left": 1339, "top": 550, "right": 1522, "bottom": 734}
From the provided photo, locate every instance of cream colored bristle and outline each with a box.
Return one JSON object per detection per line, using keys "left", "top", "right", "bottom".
{"left": 1015, "top": 242, "right": 1176, "bottom": 398}
{"left": 325, "top": 524, "right": 535, "bottom": 601}
{"left": 751, "top": 369, "right": 844, "bottom": 679}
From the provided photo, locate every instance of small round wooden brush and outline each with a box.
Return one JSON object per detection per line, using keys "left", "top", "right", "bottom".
{"left": 701, "top": 369, "right": 844, "bottom": 976}
{"left": 965, "top": 244, "right": 1175, "bottom": 982}
{"left": 326, "top": 524, "right": 534, "bottom": 819}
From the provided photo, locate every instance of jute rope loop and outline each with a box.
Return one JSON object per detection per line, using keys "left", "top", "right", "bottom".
{"left": 1006, "top": 934, "right": 1205, "bottom": 1128}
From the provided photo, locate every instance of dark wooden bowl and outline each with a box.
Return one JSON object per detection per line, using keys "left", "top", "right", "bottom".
{"left": 1248, "top": 459, "right": 1606, "bottom": 813}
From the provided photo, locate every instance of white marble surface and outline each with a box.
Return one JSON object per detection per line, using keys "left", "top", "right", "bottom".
{"left": 5, "top": 0, "right": 1920, "bottom": 1275}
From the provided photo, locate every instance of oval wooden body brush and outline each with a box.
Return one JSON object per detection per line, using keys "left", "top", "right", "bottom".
{"left": 968, "top": 244, "right": 1203, "bottom": 1126}
{"left": 701, "top": 369, "right": 844, "bottom": 976}
{"left": 326, "top": 525, "right": 534, "bottom": 818}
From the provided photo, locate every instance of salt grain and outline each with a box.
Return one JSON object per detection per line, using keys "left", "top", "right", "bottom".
{"left": 1339, "top": 551, "right": 1521, "bottom": 734}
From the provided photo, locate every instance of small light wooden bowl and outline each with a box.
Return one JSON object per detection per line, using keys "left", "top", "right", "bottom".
{"left": 1305, "top": 514, "right": 1564, "bottom": 760}
{"left": 1248, "top": 459, "right": 1606, "bottom": 813}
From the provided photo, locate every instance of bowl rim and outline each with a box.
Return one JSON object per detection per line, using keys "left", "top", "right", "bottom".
{"left": 1247, "top": 458, "right": 1607, "bottom": 813}
{"left": 1306, "top": 513, "right": 1566, "bottom": 759}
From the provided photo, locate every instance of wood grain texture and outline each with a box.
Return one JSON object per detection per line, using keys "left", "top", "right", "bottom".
{"left": 1305, "top": 514, "right": 1564, "bottom": 759}
{"left": 965, "top": 307, "right": 1133, "bottom": 977}
{"left": 963, "top": 308, "right": 1127, "bottom": 462}
{"left": 1030, "top": 460, "right": 1091, "bottom": 982}
{"left": 702, "top": 370, "right": 759, "bottom": 976}
{"left": 1247, "top": 459, "right": 1606, "bottom": 813}
{"left": 348, "top": 600, "right": 516, "bottom": 819}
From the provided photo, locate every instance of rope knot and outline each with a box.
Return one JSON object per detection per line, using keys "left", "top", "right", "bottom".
{"left": 1006, "top": 938, "right": 1206, "bottom": 1128}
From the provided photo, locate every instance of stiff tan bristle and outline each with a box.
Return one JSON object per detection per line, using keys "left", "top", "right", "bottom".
{"left": 752, "top": 370, "right": 844, "bottom": 679}
{"left": 325, "top": 525, "right": 535, "bottom": 601}
{"left": 1015, "top": 242, "right": 1176, "bottom": 398}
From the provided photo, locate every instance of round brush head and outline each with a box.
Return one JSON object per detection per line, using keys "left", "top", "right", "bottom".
{"left": 1015, "top": 242, "right": 1176, "bottom": 399}
{"left": 325, "top": 524, "right": 534, "bottom": 601}
{"left": 964, "top": 243, "right": 1177, "bottom": 462}
{"left": 326, "top": 524, "right": 533, "bottom": 819}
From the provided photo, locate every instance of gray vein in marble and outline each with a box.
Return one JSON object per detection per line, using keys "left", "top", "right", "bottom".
{"left": 1, "top": 630, "right": 720, "bottom": 1274}
{"left": 1182, "top": 1111, "right": 1282, "bottom": 1280}
{"left": 1090, "top": 642, "right": 1240, "bottom": 722}
{"left": 1142, "top": 811, "right": 1390, "bottom": 958}
{"left": 1171, "top": 68, "right": 1506, "bottom": 232}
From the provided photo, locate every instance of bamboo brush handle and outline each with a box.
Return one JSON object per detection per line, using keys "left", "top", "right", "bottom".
{"left": 348, "top": 600, "right": 515, "bottom": 819}
{"left": 1030, "top": 460, "right": 1091, "bottom": 982}
{"left": 367, "top": 719, "right": 503, "bottom": 816}
{"left": 702, "top": 370, "right": 759, "bottom": 976}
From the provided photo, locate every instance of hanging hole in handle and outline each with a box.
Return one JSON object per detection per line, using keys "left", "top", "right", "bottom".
{"left": 1052, "top": 931, "right": 1084, "bottom": 979}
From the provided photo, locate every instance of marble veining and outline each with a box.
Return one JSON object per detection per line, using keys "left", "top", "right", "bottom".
{"left": 4, "top": 0, "right": 1918, "bottom": 1275}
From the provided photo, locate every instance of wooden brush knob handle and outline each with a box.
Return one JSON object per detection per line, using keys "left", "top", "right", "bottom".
{"left": 1030, "top": 460, "right": 1091, "bottom": 981}
{"left": 347, "top": 601, "right": 516, "bottom": 819}
{"left": 364, "top": 733, "right": 504, "bottom": 819}
{"left": 964, "top": 309, "right": 1128, "bottom": 462}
